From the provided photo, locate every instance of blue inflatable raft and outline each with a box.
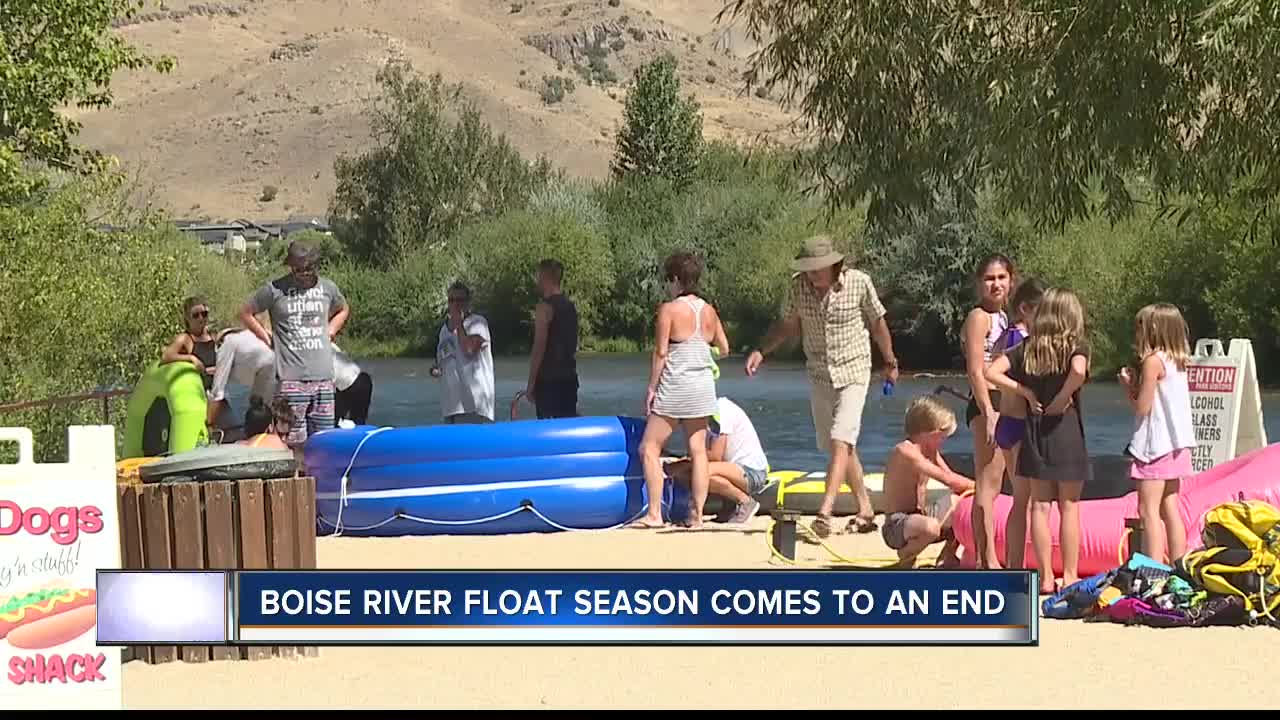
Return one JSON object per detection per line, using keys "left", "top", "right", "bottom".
{"left": 306, "top": 416, "right": 677, "bottom": 536}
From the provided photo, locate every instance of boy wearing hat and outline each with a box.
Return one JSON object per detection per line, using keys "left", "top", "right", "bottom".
{"left": 744, "top": 234, "right": 900, "bottom": 538}
{"left": 240, "top": 239, "right": 350, "bottom": 457}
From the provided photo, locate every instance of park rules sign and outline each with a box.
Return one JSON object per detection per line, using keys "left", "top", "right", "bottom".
{"left": 0, "top": 426, "right": 121, "bottom": 710}
{"left": 1187, "top": 339, "right": 1268, "bottom": 473}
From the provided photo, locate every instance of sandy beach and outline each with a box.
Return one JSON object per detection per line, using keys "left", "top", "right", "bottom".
{"left": 118, "top": 515, "right": 1280, "bottom": 710}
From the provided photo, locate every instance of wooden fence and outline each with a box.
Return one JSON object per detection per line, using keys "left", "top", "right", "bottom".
{"left": 116, "top": 475, "right": 319, "bottom": 663}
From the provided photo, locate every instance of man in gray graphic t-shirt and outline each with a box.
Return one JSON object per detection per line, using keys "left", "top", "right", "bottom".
{"left": 240, "top": 240, "right": 349, "bottom": 453}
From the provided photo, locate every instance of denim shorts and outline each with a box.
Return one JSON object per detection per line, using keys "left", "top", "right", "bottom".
{"left": 741, "top": 465, "right": 769, "bottom": 495}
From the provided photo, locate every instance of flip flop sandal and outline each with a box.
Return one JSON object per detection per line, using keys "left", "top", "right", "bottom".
{"left": 811, "top": 515, "right": 834, "bottom": 539}
{"left": 845, "top": 515, "right": 878, "bottom": 534}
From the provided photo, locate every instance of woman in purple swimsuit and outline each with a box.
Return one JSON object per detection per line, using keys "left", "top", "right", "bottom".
{"left": 986, "top": 277, "right": 1045, "bottom": 569}
{"left": 962, "top": 255, "right": 1013, "bottom": 569}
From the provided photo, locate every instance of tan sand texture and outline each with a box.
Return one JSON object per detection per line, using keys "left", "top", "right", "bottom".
{"left": 123, "top": 516, "right": 1280, "bottom": 709}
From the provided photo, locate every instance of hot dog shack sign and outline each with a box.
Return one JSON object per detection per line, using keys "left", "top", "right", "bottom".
{"left": 0, "top": 426, "right": 121, "bottom": 710}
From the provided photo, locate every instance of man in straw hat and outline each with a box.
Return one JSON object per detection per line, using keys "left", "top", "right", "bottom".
{"left": 240, "top": 238, "right": 350, "bottom": 459}
{"left": 744, "top": 234, "right": 900, "bottom": 538}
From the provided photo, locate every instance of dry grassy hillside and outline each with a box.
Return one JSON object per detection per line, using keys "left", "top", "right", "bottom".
{"left": 71, "top": 0, "right": 797, "bottom": 221}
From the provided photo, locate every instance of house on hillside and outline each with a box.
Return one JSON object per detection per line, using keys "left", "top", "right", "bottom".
{"left": 177, "top": 220, "right": 278, "bottom": 254}
{"left": 257, "top": 217, "right": 332, "bottom": 239}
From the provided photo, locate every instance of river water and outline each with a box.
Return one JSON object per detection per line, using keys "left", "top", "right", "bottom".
{"left": 232, "top": 353, "right": 1280, "bottom": 474}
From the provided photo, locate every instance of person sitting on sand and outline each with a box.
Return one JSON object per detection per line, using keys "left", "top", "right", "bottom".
{"left": 237, "top": 395, "right": 296, "bottom": 450}
{"left": 667, "top": 397, "right": 770, "bottom": 525}
{"left": 881, "top": 395, "right": 976, "bottom": 568}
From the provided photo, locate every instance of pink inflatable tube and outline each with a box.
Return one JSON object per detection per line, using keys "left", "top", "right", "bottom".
{"left": 952, "top": 443, "right": 1280, "bottom": 578}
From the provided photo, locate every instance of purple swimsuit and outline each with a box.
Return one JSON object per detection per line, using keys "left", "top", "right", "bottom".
{"left": 994, "top": 327, "right": 1028, "bottom": 450}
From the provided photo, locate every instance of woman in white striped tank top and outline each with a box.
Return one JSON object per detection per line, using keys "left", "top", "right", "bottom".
{"left": 1119, "top": 303, "right": 1196, "bottom": 565}
{"left": 633, "top": 252, "right": 730, "bottom": 530}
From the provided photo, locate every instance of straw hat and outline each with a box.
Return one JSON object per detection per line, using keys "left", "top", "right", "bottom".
{"left": 790, "top": 234, "right": 845, "bottom": 272}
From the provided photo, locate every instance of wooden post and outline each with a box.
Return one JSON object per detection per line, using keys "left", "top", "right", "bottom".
{"left": 1125, "top": 518, "right": 1144, "bottom": 563}
{"left": 116, "top": 484, "right": 146, "bottom": 664}
{"left": 771, "top": 509, "right": 799, "bottom": 561}
{"left": 140, "top": 484, "right": 179, "bottom": 664}
{"left": 203, "top": 481, "right": 243, "bottom": 661}
{"left": 170, "top": 483, "right": 210, "bottom": 664}
{"left": 293, "top": 475, "right": 319, "bottom": 658}
{"left": 236, "top": 479, "right": 276, "bottom": 661}
{"left": 266, "top": 477, "right": 298, "bottom": 660}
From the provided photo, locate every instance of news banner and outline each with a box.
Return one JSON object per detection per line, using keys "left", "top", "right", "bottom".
{"left": 92, "top": 569, "right": 1038, "bottom": 646}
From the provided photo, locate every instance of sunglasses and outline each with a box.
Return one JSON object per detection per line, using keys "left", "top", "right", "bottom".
{"left": 448, "top": 296, "right": 467, "bottom": 304}
{"left": 190, "top": 309, "right": 209, "bottom": 320}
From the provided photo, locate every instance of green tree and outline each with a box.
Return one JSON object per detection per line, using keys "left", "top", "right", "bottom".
{"left": 611, "top": 53, "right": 704, "bottom": 186}
{"left": 455, "top": 209, "right": 615, "bottom": 351}
{"left": 860, "top": 190, "right": 1023, "bottom": 352}
{"left": 0, "top": 0, "right": 173, "bottom": 200}
{"left": 0, "top": 171, "right": 252, "bottom": 460}
{"left": 719, "top": 0, "right": 1280, "bottom": 234}
{"left": 330, "top": 61, "right": 556, "bottom": 267}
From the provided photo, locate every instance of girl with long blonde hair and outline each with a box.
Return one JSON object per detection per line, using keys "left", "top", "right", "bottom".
{"left": 1118, "top": 303, "right": 1195, "bottom": 564}
{"left": 985, "top": 288, "right": 1092, "bottom": 594}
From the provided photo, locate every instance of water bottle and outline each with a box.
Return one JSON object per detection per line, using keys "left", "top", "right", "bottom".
{"left": 882, "top": 379, "right": 895, "bottom": 397}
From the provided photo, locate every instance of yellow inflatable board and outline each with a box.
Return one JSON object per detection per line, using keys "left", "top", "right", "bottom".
{"left": 771, "top": 470, "right": 953, "bottom": 516}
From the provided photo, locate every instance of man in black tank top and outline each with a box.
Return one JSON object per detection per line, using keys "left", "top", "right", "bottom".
{"left": 526, "top": 259, "right": 580, "bottom": 419}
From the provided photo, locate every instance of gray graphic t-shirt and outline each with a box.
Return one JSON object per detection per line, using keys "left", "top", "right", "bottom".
{"left": 250, "top": 275, "right": 347, "bottom": 382}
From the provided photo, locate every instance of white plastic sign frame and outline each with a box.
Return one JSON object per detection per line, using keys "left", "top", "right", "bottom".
{"left": 0, "top": 426, "right": 122, "bottom": 710}
{"left": 1187, "top": 338, "right": 1269, "bottom": 473}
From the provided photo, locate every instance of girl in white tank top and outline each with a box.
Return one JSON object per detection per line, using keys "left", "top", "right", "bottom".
{"left": 1119, "top": 303, "right": 1196, "bottom": 565}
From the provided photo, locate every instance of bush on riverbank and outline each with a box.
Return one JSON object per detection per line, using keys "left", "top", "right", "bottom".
{"left": 0, "top": 170, "right": 254, "bottom": 460}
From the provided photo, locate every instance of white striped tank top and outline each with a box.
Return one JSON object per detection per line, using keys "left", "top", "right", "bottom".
{"left": 651, "top": 296, "right": 719, "bottom": 420}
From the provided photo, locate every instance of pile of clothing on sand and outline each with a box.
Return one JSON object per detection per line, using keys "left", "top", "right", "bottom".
{"left": 1042, "top": 497, "right": 1280, "bottom": 628}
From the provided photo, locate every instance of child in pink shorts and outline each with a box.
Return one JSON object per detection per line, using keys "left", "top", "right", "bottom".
{"left": 1119, "top": 303, "right": 1196, "bottom": 565}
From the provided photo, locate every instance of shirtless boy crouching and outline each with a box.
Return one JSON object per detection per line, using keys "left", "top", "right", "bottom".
{"left": 881, "top": 396, "right": 977, "bottom": 568}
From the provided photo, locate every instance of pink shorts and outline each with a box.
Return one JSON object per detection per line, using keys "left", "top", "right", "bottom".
{"left": 1130, "top": 448, "right": 1193, "bottom": 481}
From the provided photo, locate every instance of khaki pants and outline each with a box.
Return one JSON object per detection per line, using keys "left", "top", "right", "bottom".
{"left": 809, "top": 382, "right": 868, "bottom": 451}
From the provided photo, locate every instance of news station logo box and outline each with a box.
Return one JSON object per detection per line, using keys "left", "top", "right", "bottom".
{"left": 0, "top": 426, "right": 121, "bottom": 711}
{"left": 1188, "top": 339, "right": 1268, "bottom": 473}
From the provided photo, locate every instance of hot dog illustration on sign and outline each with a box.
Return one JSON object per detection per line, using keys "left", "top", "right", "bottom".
{"left": 0, "top": 583, "right": 98, "bottom": 650}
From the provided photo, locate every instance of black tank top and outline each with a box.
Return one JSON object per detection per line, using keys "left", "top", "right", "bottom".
{"left": 190, "top": 334, "right": 217, "bottom": 391}
{"left": 538, "top": 294, "right": 578, "bottom": 384}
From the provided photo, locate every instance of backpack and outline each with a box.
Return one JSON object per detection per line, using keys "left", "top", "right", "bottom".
{"left": 1175, "top": 496, "right": 1280, "bottom": 622}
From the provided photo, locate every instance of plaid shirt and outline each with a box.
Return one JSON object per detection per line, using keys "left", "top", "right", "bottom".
{"left": 782, "top": 266, "right": 887, "bottom": 388}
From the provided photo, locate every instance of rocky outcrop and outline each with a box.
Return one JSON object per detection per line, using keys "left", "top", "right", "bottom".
{"left": 524, "top": 21, "right": 671, "bottom": 66}
{"left": 271, "top": 38, "right": 319, "bottom": 61}
{"left": 111, "top": 1, "right": 259, "bottom": 28}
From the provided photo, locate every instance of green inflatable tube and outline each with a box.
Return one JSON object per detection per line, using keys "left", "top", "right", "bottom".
{"left": 122, "top": 360, "right": 210, "bottom": 459}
